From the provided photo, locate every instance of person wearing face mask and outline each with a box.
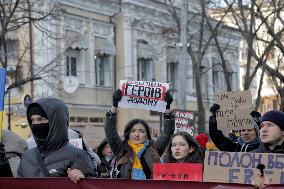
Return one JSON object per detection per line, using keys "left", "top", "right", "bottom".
{"left": 162, "top": 132, "right": 204, "bottom": 163}
{"left": 17, "top": 97, "right": 96, "bottom": 183}
{"left": 104, "top": 89, "right": 175, "bottom": 179}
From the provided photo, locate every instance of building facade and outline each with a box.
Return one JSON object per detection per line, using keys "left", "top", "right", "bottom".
{"left": 4, "top": 0, "right": 241, "bottom": 146}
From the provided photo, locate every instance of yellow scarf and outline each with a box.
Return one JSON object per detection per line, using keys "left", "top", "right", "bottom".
{"left": 128, "top": 140, "right": 149, "bottom": 179}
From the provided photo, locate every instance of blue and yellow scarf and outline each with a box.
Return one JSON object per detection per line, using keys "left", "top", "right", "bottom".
{"left": 128, "top": 140, "right": 150, "bottom": 180}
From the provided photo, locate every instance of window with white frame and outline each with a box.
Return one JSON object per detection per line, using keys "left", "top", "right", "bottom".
{"left": 66, "top": 49, "right": 83, "bottom": 82}
{"left": 95, "top": 54, "right": 112, "bottom": 86}
{"left": 212, "top": 57, "right": 220, "bottom": 94}
{"left": 137, "top": 58, "right": 154, "bottom": 81}
{"left": 167, "top": 62, "right": 177, "bottom": 89}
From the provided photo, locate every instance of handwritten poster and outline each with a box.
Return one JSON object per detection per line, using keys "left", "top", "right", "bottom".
{"left": 119, "top": 80, "right": 169, "bottom": 112}
{"left": 214, "top": 90, "right": 253, "bottom": 130}
{"left": 203, "top": 151, "right": 284, "bottom": 184}
{"left": 175, "top": 110, "right": 195, "bottom": 136}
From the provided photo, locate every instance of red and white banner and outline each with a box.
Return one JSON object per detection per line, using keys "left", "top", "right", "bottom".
{"left": 119, "top": 80, "right": 169, "bottom": 112}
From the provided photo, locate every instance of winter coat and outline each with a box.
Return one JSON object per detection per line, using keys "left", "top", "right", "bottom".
{"left": 209, "top": 116, "right": 260, "bottom": 152}
{"left": 17, "top": 98, "right": 96, "bottom": 177}
{"left": 2, "top": 129, "right": 28, "bottom": 176}
{"left": 104, "top": 111, "right": 175, "bottom": 179}
{"left": 252, "top": 142, "right": 284, "bottom": 153}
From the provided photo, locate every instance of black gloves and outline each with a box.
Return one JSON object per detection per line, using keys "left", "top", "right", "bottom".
{"left": 250, "top": 110, "right": 261, "bottom": 127}
{"left": 209, "top": 104, "right": 220, "bottom": 117}
{"left": 164, "top": 91, "right": 173, "bottom": 109}
{"left": 112, "top": 89, "right": 122, "bottom": 107}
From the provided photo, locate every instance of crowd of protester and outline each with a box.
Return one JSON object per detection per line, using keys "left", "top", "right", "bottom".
{"left": 1, "top": 89, "right": 284, "bottom": 189}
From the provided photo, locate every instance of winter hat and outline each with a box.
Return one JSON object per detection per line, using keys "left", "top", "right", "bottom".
{"left": 195, "top": 133, "right": 208, "bottom": 148}
{"left": 27, "top": 104, "right": 47, "bottom": 125}
{"left": 260, "top": 110, "right": 284, "bottom": 131}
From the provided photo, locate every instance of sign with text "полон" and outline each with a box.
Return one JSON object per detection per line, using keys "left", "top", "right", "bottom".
{"left": 119, "top": 80, "right": 169, "bottom": 112}
{"left": 203, "top": 151, "right": 284, "bottom": 184}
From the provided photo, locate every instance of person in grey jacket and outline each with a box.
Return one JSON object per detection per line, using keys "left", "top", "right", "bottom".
{"left": 1, "top": 129, "right": 27, "bottom": 176}
{"left": 17, "top": 97, "right": 96, "bottom": 183}
{"left": 104, "top": 89, "right": 175, "bottom": 179}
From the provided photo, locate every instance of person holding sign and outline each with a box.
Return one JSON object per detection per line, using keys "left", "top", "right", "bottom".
{"left": 162, "top": 132, "right": 204, "bottom": 163}
{"left": 209, "top": 104, "right": 261, "bottom": 152}
{"left": 252, "top": 110, "right": 284, "bottom": 153}
{"left": 104, "top": 89, "right": 175, "bottom": 179}
{"left": 251, "top": 110, "right": 284, "bottom": 189}
{"left": 18, "top": 97, "right": 96, "bottom": 183}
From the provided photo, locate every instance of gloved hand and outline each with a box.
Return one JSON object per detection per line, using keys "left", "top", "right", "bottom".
{"left": 209, "top": 115, "right": 217, "bottom": 129}
{"left": 164, "top": 91, "right": 173, "bottom": 109}
{"left": 113, "top": 89, "right": 122, "bottom": 107}
{"left": 250, "top": 110, "right": 261, "bottom": 127}
{"left": 209, "top": 104, "right": 220, "bottom": 117}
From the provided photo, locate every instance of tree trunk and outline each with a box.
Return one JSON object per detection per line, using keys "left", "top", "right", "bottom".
{"left": 254, "top": 66, "right": 265, "bottom": 110}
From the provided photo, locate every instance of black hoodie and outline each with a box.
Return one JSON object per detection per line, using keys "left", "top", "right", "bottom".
{"left": 17, "top": 97, "right": 96, "bottom": 177}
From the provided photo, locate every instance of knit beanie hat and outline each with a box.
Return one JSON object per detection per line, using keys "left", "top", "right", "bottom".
{"left": 28, "top": 104, "right": 47, "bottom": 124}
{"left": 260, "top": 110, "right": 284, "bottom": 131}
{"left": 195, "top": 133, "right": 209, "bottom": 148}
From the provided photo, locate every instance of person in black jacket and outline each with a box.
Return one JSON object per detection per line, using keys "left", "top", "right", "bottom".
{"left": 0, "top": 142, "right": 13, "bottom": 177}
{"left": 209, "top": 104, "right": 261, "bottom": 152}
{"left": 252, "top": 110, "right": 284, "bottom": 189}
{"left": 97, "top": 138, "right": 115, "bottom": 178}
{"left": 17, "top": 97, "right": 96, "bottom": 183}
{"left": 162, "top": 132, "right": 204, "bottom": 163}
{"left": 104, "top": 89, "right": 175, "bottom": 179}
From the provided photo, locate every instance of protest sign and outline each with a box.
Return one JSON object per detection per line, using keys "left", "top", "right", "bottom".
{"left": 153, "top": 163, "right": 203, "bottom": 181}
{"left": 214, "top": 90, "right": 253, "bottom": 130}
{"left": 203, "top": 151, "right": 284, "bottom": 184}
{"left": 175, "top": 110, "right": 195, "bottom": 136}
{"left": 69, "top": 138, "right": 83, "bottom": 149}
{"left": 119, "top": 80, "right": 169, "bottom": 112}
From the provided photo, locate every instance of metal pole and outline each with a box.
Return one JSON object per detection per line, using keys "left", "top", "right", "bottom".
{"left": 8, "top": 91, "right": 11, "bottom": 130}
{"left": 176, "top": 0, "right": 188, "bottom": 110}
{"left": 28, "top": 0, "right": 34, "bottom": 98}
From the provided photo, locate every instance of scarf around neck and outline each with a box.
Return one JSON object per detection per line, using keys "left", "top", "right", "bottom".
{"left": 128, "top": 140, "right": 150, "bottom": 180}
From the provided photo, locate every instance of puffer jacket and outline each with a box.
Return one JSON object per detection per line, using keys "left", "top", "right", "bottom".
{"left": 104, "top": 111, "right": 175, "bottom": 179}
{"left": 2, "top": 129, "right": 28, "bottom": 176}
{"left": 252, "top": 142, "right": 284, "bottom": 153}
{"left": 17, "top": 98, "right": 96, "bottom": 177}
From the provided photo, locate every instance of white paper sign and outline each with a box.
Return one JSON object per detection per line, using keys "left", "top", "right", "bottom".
{"left": 69, "top": 138, "right": 83, "bottom": 149}
{"left": 119, "top": 80, "right": 170, "bottom": 112}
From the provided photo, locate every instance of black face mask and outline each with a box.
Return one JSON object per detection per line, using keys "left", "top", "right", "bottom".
{"left": 30, "top": 123, "right": 49, "bottom": 139}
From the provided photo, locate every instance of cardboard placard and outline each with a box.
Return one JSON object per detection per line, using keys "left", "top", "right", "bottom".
{"left": 119, "top": 80, "right": 169, "bottom": 112}
{"left": 153, "top": 163, "right": 203, "bottom": 181}
{"left": 203, "top": 151, "right": 284, "bottom": 184}
{"left": 214, "top": 90, "right": 253, "bottom": 130}
{"left": 175, "top": 110, "right": 195, "bottom": 136}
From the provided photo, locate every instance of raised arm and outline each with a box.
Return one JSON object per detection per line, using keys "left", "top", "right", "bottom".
{"left": 104, "top": 90, "right": 123, "bottom": 157}
{"left": 155, "top": 91, "right": 175, "bottom": 155}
